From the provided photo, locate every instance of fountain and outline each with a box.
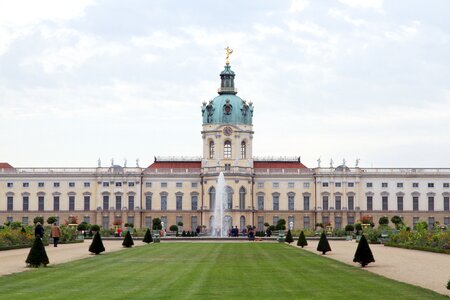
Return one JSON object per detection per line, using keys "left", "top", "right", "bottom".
{"left": 212, "top": 172, "right": 226, "bottom": 237}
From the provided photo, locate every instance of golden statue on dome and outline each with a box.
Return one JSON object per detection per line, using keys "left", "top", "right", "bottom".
{"left": 225, "top": 46, "right": 233, "bottom": 65}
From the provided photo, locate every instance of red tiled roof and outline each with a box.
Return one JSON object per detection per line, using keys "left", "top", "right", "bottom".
{"left": 254, "top": 161, "right": 307, "bottom": 169}
{"left": 0, "top": 162, "right": 13, "bottom": 169}
{"left": 148, "top": 161, "right": 201, "bottom": 169}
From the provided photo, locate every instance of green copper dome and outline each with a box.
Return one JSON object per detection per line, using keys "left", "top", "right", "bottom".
{"left": 201, "top": 65, "right": 253, "bottom": 125}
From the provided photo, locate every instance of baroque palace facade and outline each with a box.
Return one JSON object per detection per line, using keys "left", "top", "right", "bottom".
{"left": 1, "top": 55, "right": 450, "bottom": 231}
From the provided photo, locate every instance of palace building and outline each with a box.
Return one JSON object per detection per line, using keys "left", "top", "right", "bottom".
{"left": 1, "top": 52, "right": 450, "bottom": 231}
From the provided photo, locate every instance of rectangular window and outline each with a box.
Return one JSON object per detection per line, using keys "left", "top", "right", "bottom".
{"left": 444, "top": 217, "right": 450, "bottom": 226}
{"left": 224, "top": 164, "right": 231, "bottom": 171}
{"left": 366, "top": 182, "right": 373, "bottom": 188}
{"left": 22, "top": 217, "right": 29, "bottom": 226}
{"left": 84, "top": 182, "right": 90, "bottom": 187}
{"left": 23, "top": 196, "right": 29, "bottom": 211}
{"left": 103, "top": 182, "right": 109, "bottom": 187}
{"left": 348, "top": 216, "right": 355, "bottom": 225}
{"left": 83, "top": 216, "right": 90, "bottom": 224}
{"left": 413, "top": 217, "right": 419, "bottom": 228}
{"left": 128, "top": 195, "right": 135, "bottom": 211}
{"left": 54, "top": 182, "right": 60, "bottom": 187}
{"left": 382, "top": 196, "right": 388, "bottom": 211}
{"left": 322, "top": 216, "right": 329, "bottom": 227}
{"left": 69, "top": 196, "right": 75, "bottom": 211}
{"left": 322, "top": 182, "right": 329, "bottom": 187}
{"left": 128, "top": 182, "right": 135, "bottom": 187}
{"left": 127, "top": 216, "right": 134, "bottom": 227}
{"left": 23, "top": 182, "right": 29, "bottom": 187}
{"left": 428, "top": 217, "right": 435, "bottom": 230}
{"left": 6, "top": 216, "right": 13, "bottom": 223}
{"left": 348, "top": 196, "right": 354, "bottom": 210}
{"left": 273, "top": 216, "right": 279, "bottom": 226}
{"left": 335, "top": 196, "right": 341, "bottom": 210}
{"left": 145, "top": 182, "right": 152, "bottom": 188}
{"left": 382, "top": 182, "right": 388, "bottom": 188}
{"left": 397, "top": 196, "right": 403, "bottom": 211}
{"left": 53, "top": 196, "right": 59, "bottom": 211}
{"left": 288, "top": 195, "right": 294, "bottom": 210}
{"left": 288, "top": 182, "right": 294, "bottom": 188}
{"left": 191, "top": 216, "right": 198, "bottom": 232}
{"left": 176, "top": 195, "right": 182, "bottom": 210}
{"left": 257, "top": 216, "right": 264, "bottom": 231}
{"left": 7, "top": 196, "right": 13, "bottom": 211}
{"left": 7, "top": 182, "right": 13, "bottom": 188}
{"left": 176, "top": 182, "right": 183, "bottom": 188}
{"left": 103, "top": 195, "right": 109, "bottom": 210}
{"left": 288, "top": 216, "right": 295, "bottom": 229}
{"left": 69, "top": 182, "right": 75, "bottom": 187}
{"left": 303, "top": 182, "right": 310, "bottom": 188}
{"left": 84, "top": 196, "right": 90, "bottom": 211}
{"left": 257, "top": 195, "right": 264, "bottom": 210}
{"left": 161, "top": 182, "right": 167, "bottom": 188}
{"left": 116, "top": 182, "right": 122, "bottom": 187}
{"left": 257, "top": 182, "right": 264, "bottom": 188}
{"left": 413, "top": 182, "right": 419, "bottom": 188}
{"left": 161, "top": 195, "right": 168, "bottom": 210}
{"left": 428, "top": 197, "right": 434, "bottom": 211}
{"left": 347, "top": 182, "right": 354, "bottom": 187}
{"left": 444, "top": 197, "right": 449, "bottom": 211}
{"left": 191, "top": 195, "right": 198, "bottom": 210}
{"left": 367, "top": 196, "right": 373, "bottom": 211}
{"left": 413, "top": 197, "right": 419, "bottom": 211}
{"left": 38, "top": 182, "right": 44, "bottom": 187}
{"left": 115, "top": 195, "right": 122, "bottom": 210}
{"left": 335, "top": 216, "right": 342, "bottom": 229}
{"left": 145, "top": 216, "right": 152, "bottom": 229}
{"left": 191, "top": 182, "right": 198, "bottom": 188}
{"left": 335, "top": 182, "right": 341, "bottom": 187}
{"left": 145, "top": 195, "right": 152, "bottom": 210}
{"left": 102, "top": 216, "right": 109, "bottom": 229}
{"left": 322, "top": 196, "right": 329, "bottom": 211}
{"left": 397, "top": 183, "right": 403, "bottom": 188}
{"left": 273, "top": 182, "right": 279, "bottom": 188}
{"left": 272, "top": 195, "right": 279, "bottom": 210}
{"left": 303, "top": 216, "right": 310, "bottom": 229}
{"left": 444, "top": 183, "right": 449, "bottom": 188}
{"left": 428, "top": 183, "right": 434, "bottom": 188}
{"left": 303, "top": 196, "right": 310, "bottom": 211}
{"left": 38, "top": 196, "right": 45, "bottom": 211}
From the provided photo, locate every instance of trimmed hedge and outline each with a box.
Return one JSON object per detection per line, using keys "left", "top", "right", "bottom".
{"left": 384, "top": 242, "right": 450, "bottom": 255}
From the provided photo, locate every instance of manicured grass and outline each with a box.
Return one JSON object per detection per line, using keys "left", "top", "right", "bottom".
{"left": 0, "top": 243, "right": 445, "bottom": 299}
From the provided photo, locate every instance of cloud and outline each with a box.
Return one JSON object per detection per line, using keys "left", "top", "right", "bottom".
{"left": 338, "top": 0, "right": 383, "bottom": 11}
{"left": 131, "top": 31, "right": 186, "bottom": 49}
{"left": 290, "top": 0, "right": 309, "bottom": 13}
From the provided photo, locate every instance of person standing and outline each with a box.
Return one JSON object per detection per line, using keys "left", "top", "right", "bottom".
{"left": 34, "top": 222, "right": 44, "bottom": 238}
{"left": 51, "top": 222, "right": 61, "bottom": 247}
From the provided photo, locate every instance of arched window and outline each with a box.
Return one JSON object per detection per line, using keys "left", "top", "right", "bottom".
{"left": 209, "top": 187, "right": 215, "bottom": 210}
{"left": 241, "top": 141, "right": 246, "bottom": 159}
{"left": 209, "top": 141, "right": 215, "bottom": 159}
{"left": 239, "top": 187, "right": 246, "bottom": 209}
{"left": 224, "top": 141, "right": 232, "bottom": 159}
{"left": 226, "top": 186, "right": 233, "bottom": 209}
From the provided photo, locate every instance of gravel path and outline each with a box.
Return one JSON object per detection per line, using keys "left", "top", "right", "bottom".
{"left": 296, "top": 240, "right": 450, "bottom": 297}
{"left": 1, "top": 240, "right": 449, "bottom": 296}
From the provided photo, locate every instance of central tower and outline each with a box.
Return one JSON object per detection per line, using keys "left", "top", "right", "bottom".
{"left": 201, "top": 48, "right": 254, "bottom": 172}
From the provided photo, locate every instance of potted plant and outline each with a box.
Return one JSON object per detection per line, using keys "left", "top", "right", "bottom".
{"left": 152, "top": 218, "right": 162, "bottom": 242}
{"left": 345, "top": 224, "right": 354, "bottom": 241}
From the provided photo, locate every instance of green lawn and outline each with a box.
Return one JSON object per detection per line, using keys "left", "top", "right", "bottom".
{"left": 0, "top": 243, "right": 445, "bottom": 299}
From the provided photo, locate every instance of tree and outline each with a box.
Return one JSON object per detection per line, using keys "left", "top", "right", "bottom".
{"left": 169, "top": 225, "right": 178, "bottom": 232}
{"left": 152, "top": 218, "right": 162, "bottom": 230}
{"left": 345, "top": 224, "right": 354, "bottom": 233}
{"left": 378, "top": 216, "right": 389, "bottom": 227}
{"left": 275, "top": 219, "right": 287, "bottom": 230}
{"left": 143, "top": 228, "right": 153, "bottom": 243}
{"left": 89, "top": 231, "right": 105, "bottom": 255}
{"left": 122, "top": 231, "right": 134, "bottom": 248}
{"left": 77, "top": 222, "right": 89, "bottom": 232}
{"left": 177, "top": 221, "right": 184, "bottom": 227}
{"left": 90, "top": 224, "right": 100, "bottom": 232}
{"left": 285, "top": 229, "right": 293, "bottom": 244}
{"left": 317, "top": 231, "right": 331, "bottom": 255}
{"left": 390, "top": 216, "right": 403, "bottom": 229}
{"left": 26, "top": 237, "right": 49, "bottom": 267}
{"left": 46, "top": 216, "right": 57, "bottom": 225}
{"left": 33, "top": 216, "right": 44, "bottom": 225}
{"left": 353, "top": 234, "right": 375, "bottom": 267}
{"left": 297, "top": 231, "right": 308, "bottom": 248}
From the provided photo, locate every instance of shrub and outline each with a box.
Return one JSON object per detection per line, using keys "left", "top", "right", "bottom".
{"left": 77, "top": 222, "right": 89, "bottom": 231}
{"left": 124, "top": 223, "right": 134, "bottom": 228}
{"left": 152, "top": 218, "right": 162, "bottom": 230}
{"left": 447, "top": 279, "right": 450, "bottom": 290}
{"left": 353, "top": 235, "right": 375, "bottom": 267}
{"left": 297, "top": 231, "right": 308, "bottom": 248}
{"left": 345, "top": 224, "right": 354, "bottom": 233}
{"left": 122, "top": 231, "right": 134, "bottom": 248}
{"left": 89, "top": 232, "right": 105, "bottom": 255}
{"left": 391, "top": 216, "right": 404, "bottom": 229}
{"left": 47, "top": 216, "right": 57, "bottom": 225}
{"left": 143, "top": 228, "right": 153, "bottom": 243}
{"left": 33, "top": 216, "right": 44, "bottom": 225}
{"left": 169, "top": 225, "right": 178, "bottom": 232}
{"left": 177, "top": 221, "right": 184, "bottom": 227}
{"left": 378, "top": 216, "right": 389, "bottom": 226}
{"left": 187, "top": 231, "right": 191, "bottom": 237}
{"left": 275, "top": 219, "right": 286, "bottom": 230}
{"left": 90, "top": 224, "right": 100, "bottom": 232}
{"left": 355, "top": 223, "right": 362, "bottom": 232}
{"left": 285, "top": 229, "right": 293, "bottom": 244}
{"left": 25, "top": 237, "right": 49, "bottom": 267}
{"left": 264, "top": 222, "right": 270, "bottom": 227}
{"left": 317, "top": 232, "right": 331, "bottom": 255}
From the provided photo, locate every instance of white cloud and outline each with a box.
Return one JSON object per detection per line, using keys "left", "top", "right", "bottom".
{"left": 285, "top": 20, "right": 329, "bottom": 37}
{"left": 328, "top": 8, "right": 368, "bottom": 27}
{"left": 338, "top": 0, "right": 383, "bottom": 10}
{"left": 131, "top": 31, "right": 186, "bottom": 49}
{"left": 290, "top": 0, "right": 309, "bottom": 13}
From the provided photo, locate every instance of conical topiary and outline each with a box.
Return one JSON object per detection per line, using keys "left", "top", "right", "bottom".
{"left": 182, "top": 230, "right": 186, "bottom": 237}
{"left": 143, "top": 228, "right": 153, "bottom": 243}
{"left": 26, "top": 237, "right": 49, "bottom": 267}
{"left": 285, "top": 229, "right": 294, "bottom": 244}
{"left": 353, "top": 234, "right": 375, "bottom": 267}
{"left": 89, "top": 232, "right": 105, "bottom": 255}
{"left": 187, "top": 231, "right": 191, "bottom": 237}
{"left": 297, "top": 231, "right": 308, "bottom": 248}
{"left": 317, "top": 231, "right": 331, "bottom": 255}
{"left": 122, "top": 230, "right": 134, "bottom": 248}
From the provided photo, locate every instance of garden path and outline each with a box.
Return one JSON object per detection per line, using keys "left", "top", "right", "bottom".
{"left": 297, "top": 240, "right": 450, "bottom": 297}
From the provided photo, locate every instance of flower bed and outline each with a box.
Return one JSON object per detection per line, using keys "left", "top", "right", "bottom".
{"left": 386, "top": 227, "right": 450, "bottom": 254}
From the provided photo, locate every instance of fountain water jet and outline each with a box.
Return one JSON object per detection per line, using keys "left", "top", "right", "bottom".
{"left": 212, "top": 172, "right": 226, "bottom": 237}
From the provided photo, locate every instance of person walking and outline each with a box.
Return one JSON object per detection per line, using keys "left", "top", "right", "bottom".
{"left": 51, "top": 222, "right": 61, "bottom": 247}
{"left": 34, "top": 222, "right": 45, "bottom": 239}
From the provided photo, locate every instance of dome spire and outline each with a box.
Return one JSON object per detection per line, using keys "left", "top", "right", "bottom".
{"left": 218, "top": 46, "right": 237, "bottom": 95}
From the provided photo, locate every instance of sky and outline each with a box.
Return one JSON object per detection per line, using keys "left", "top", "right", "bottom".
{"left": 1, "top": 0, "right": 450, "bottom": 168}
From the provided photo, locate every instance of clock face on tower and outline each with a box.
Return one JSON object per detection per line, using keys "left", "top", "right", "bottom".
{"left": 223, "top": 126, "right": 233, "bottom": 136}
